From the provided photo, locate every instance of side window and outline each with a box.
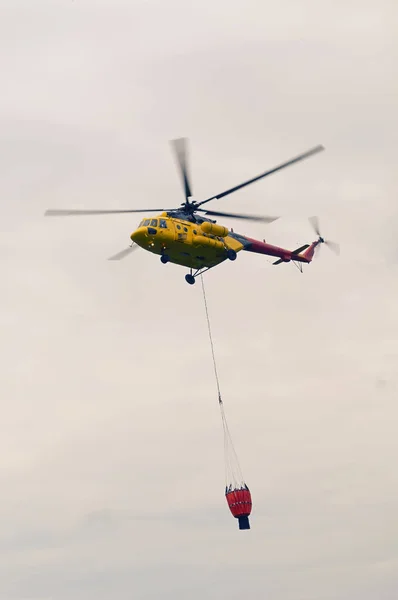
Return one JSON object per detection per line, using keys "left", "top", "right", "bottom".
{"left": 176, "top": 224, "right": 181, "bottom": 229}
{"left": 183, "top": 227, "right": 188, "bottom": 232}
{"left": 150, "top": 219, "right": 158, "bottom": 227}
{"left": 143, "top": 219, "right": 151, "bottom": 226}
{"left": 139, "top": 219, "right": 144, "bottom": 226}
{"left": 159, "top": 219, "right": 167, "bottom": 229}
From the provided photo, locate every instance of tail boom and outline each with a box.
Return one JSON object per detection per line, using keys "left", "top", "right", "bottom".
{"left": 243, "top": 236, "right": 321, "bottom": 265}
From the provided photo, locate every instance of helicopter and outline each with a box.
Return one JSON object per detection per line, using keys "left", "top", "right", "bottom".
{"left": 44, "top": 138, "right": 339, "bottom": 285}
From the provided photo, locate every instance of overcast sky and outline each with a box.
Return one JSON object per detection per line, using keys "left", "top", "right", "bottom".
{"left": 1, "top": 1, "right": 397, "bottom": 598}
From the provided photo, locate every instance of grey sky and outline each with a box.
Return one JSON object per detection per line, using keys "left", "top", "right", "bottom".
{"left": 1, "top": 0, "right": 397, "bottom": 598}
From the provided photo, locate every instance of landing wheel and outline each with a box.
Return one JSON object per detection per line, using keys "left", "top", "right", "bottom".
{"left": 160, "top": 254, "right": 169, "bottom": 264}
{"left": 185, "top": 274, "right": 196, "bottom": 285}
{"left": 227, "top": 249, "right": 237, "bottom": 261}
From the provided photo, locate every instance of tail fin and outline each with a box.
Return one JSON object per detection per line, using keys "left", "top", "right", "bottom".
{"left": 301, "top": 242, "right": 317, "bottom": 263}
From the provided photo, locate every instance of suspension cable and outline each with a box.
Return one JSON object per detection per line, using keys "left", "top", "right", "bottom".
{"left": 200, "top": 274, "right": 222, "bottom": 404}
{"left": 200, "top": 274, "right": 245, "bottom": 487}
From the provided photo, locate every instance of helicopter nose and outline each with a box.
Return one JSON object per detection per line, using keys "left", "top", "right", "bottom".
{"left": 130, "top": 226, "right": 157, "bottom": 245}
{"left": 130, "top": 227, "right": 146, "bottom": 244}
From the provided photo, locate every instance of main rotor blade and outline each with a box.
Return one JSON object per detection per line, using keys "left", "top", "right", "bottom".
{"left": 108, "top": 244, "right": 139, "bottom": 261}
{"left": 170, "top": 137, "right": 192, "bottom": 202}
{"left": 197, "top": 208, "right": 279, "bottom": 223}
{"left": 197, "top": 145, "right": 325, "bottom": 207}
{"left": 44, "top": 208, "right": 168, "bottom": 217}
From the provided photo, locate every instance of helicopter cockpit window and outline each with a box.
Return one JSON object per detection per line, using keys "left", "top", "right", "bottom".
{"left": 150, "top": 219, "right": 158, "bottom": 227}
{"left": 143, "top": 219, "right": 151, "bottom": 226}
{"left": 159, "top": 219, "right": 167, "bottom": 228}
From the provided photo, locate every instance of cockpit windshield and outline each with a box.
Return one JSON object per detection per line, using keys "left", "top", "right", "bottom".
{"left": 139, "top": 217, "right": 168, "bottom": 228}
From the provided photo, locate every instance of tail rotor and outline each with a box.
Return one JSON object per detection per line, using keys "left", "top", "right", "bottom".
{"left": 309, "top": 216, "right": 340, "bottom": 256}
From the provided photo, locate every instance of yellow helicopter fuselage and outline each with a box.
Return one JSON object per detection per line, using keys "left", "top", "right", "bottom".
{"left": 130, "top": 212, "right": 244, "bottom": 269}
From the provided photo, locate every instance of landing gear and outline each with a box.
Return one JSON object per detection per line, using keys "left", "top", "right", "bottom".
{"left": 160, "top": 254, "right": 170, "bottom": 264}
{"left": 184, "top": 265, "right": 215, "bottom": 285}
{"left": 227, "top": 249, "right": 237, "bottom": 261}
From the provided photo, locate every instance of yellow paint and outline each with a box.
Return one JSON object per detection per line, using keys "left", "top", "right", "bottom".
{"left": 200, "top": 222, "right": 229, "bottom": 237}
{"left": 130, "top": 214, "right": 245, "bottom": 269}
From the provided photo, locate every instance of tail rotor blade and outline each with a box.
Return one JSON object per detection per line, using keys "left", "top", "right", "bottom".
{"left": 309, "top": 216, "right": 320, "bottom": 236}
{"left": 108, "top": 244, "right": 139, "bottom": 261}
{"left": 314, "top": 243, "right": 322, "bottom": 258}
{"left": 325, "top": 240, "right": 340, "bottom": 255}
{"left": 309, "top": 216, "right": 340, "bottom": 256}
{"left": 170, "top": 137, "right": 193, "bottom": 202}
